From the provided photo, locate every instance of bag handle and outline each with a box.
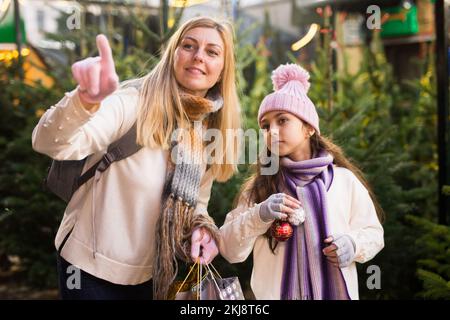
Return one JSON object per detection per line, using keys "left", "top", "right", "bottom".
{"left": 175, "top": 261, "right": 224, "bottom": 300}
{"left": 204, "top": 263, "right": 223, "bottom": 297}
{"left": 208, "top": 263, "right": 223, "bottom": 279}
{"left": 198, "top": 260, "right": 202, "bottom": 300}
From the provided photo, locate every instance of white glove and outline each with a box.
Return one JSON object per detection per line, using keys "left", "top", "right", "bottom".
{"left": 323, "top": 234, "right": 356, "bottom": 268}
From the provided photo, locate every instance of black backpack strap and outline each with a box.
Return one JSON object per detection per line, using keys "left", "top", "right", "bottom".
{"left": 74, "top": 122, "right": 142, "bottom": 192}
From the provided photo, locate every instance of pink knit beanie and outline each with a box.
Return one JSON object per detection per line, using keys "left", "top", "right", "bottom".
{"left": 258, "top": 63, "right": 320, "bottom": 135}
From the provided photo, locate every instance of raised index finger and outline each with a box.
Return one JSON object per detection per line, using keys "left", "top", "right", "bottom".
{"left": 96, "top": 34, "right": 115, "bottom": 70}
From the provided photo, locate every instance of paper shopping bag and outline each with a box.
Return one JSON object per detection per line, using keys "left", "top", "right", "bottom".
{"left": 168, "top": 261, "right": 245, "bottom": 300}
{"left": 202, "top": 264, "right": 245, "bottom": 300}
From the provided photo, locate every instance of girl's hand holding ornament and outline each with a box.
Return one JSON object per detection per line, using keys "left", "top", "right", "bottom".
{"left": 259, "top": 193, "right": 302, "bottom": 222}
{"left": 259, "top": 193, "right": 305, "bottom": 242}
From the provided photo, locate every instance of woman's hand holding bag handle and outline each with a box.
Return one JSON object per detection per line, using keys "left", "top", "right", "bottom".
{"left": 190, "top": 227, "right": 219, "bottom": 265}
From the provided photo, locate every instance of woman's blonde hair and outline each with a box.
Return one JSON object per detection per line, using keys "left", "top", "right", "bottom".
{"left": 130, "top": 17, "right": 240, "bottom": 182}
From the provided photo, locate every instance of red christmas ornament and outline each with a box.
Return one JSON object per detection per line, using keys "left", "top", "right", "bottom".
{"left": 270, "top": 221, "right": 293, "bottom": 242}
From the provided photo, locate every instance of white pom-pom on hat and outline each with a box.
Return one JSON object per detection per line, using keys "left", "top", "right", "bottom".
{"left": 271, "top": 63, "right": 311, "bottom": 92}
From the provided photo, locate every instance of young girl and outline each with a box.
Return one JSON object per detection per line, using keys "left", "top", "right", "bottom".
{"left": 219, "top": 63, "right": 384, "bottom": 300}
{"left": 32, "top": 17, "right": 241, "bottom": 299}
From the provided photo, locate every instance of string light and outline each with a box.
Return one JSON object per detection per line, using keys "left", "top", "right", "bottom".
{"left": 0, "top": 48, "right": 30, "bottom": 62}
{"left": 171, "top": 0, "right": 210, "bottom": 8}
{"left": 0, "top": 0, "right": 11, "bottom": 13}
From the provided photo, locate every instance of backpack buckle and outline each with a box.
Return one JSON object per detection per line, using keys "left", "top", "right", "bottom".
{"left": 103, "top": 153, "right": 115, "bottom": 165}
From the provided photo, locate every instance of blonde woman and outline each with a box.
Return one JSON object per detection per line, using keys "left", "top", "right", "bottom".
{"left": 32, "top": 17, "right": 240, "bottom": 300}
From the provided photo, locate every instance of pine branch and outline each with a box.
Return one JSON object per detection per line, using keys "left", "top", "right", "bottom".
{"left": 442, "top": 185, "right": 450, "bottom": 196}
{"left": 125, "top": 7, "right": 161, "bottom": 45}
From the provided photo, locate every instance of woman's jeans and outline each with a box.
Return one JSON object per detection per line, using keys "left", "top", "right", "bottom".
{"left": 56, "top": 253, "right": 153, "bottom": 300}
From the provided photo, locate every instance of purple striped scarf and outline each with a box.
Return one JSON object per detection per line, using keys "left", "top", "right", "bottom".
{"left": 280, "top": 150, "right": 350, "bottom": 300}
